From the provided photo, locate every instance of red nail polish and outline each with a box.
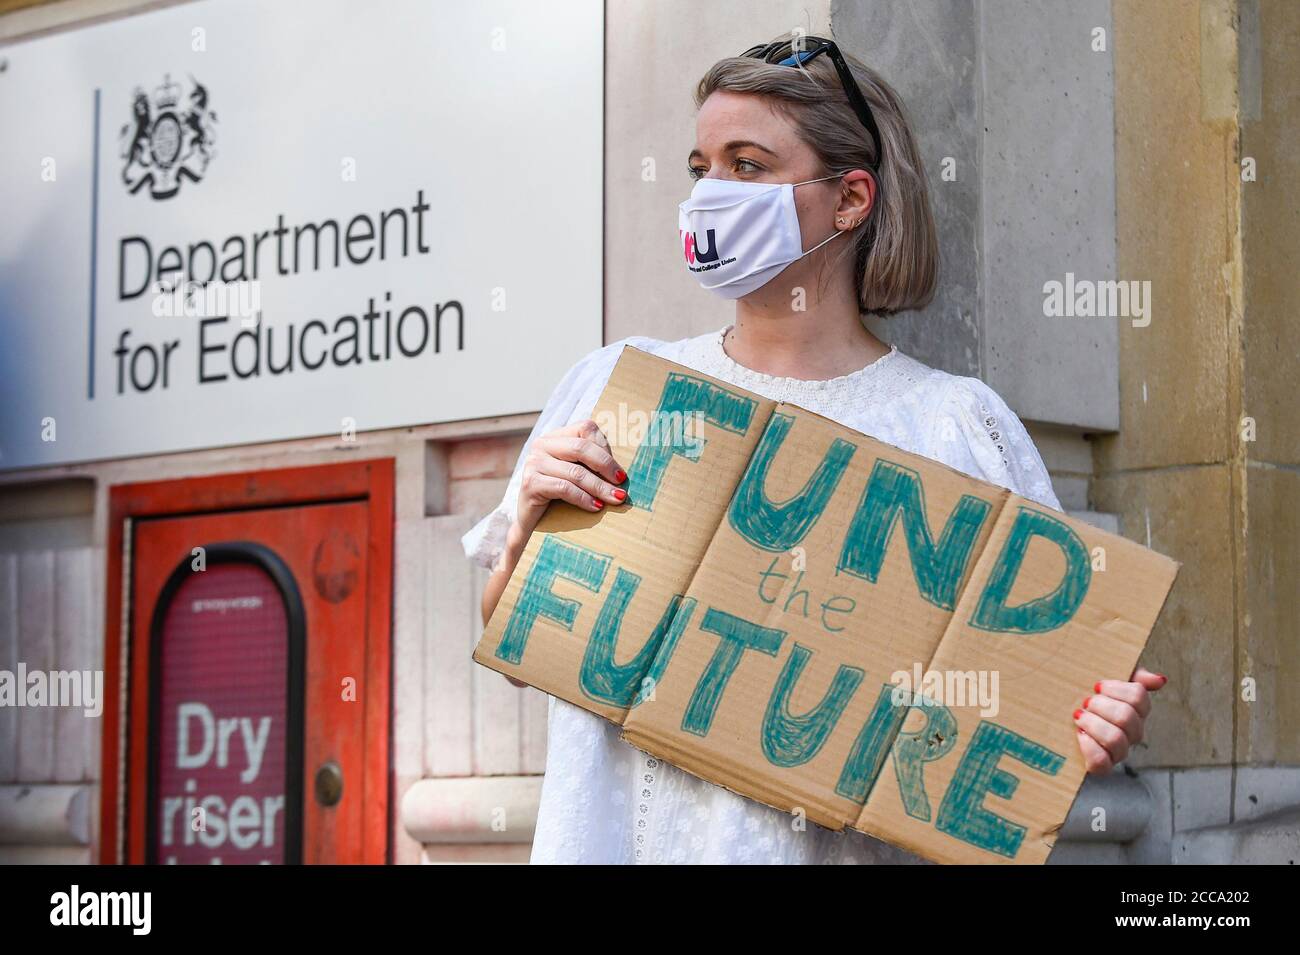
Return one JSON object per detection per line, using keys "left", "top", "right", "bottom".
{"left": 1158, "top": 673, "right": 1168, "bottom": 683}
{"left": 615, "top": 469, "right": 627, "bottom": 483}
{"left": 613, "top": 488, "right": 627, "bottom": 502}
{"left": 1094, "top": 681, "right": 1102, "bottom": 694}
{"left": 1072, "top": 709, "right": 1083, "bottom": 720}
{"left": 1083, "top": 697, "right": 1092, "bottom": 709}
{"left": 593, "top": 499, "right": 603, "bottom": 509}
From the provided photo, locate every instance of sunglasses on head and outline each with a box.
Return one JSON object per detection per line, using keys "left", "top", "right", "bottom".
{"left": 739, "top": 36, "right": 883, "bottom": 170}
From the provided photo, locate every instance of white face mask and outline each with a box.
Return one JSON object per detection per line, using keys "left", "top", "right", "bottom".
{"left": 677, "top": 174, "right": 845, "bottom": 299}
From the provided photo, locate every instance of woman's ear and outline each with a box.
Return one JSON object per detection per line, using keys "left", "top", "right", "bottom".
{"left": 835, "top": 169, "right": 876, "bottom": 230}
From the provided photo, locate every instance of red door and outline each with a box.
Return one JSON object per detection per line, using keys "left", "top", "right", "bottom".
{"left": 100, "top": 460, "right": 393, "bottom": 865}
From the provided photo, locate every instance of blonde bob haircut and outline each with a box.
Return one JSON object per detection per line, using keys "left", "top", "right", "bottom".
{"left": 695, "top": 35, "right": 939, "bottom": 316}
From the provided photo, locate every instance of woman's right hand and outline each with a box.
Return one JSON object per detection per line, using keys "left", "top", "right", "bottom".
{"left": 513, "top": 417, "right": 628, "bottom": 538}
{"left": 481, "top": 419, "right": 628, "bottom": 672}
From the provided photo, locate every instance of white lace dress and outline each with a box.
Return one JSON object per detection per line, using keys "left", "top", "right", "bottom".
{"left": 461, "top": 325, "right": 1063, "bottom": 864}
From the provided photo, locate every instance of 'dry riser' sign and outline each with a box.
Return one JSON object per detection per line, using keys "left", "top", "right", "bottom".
{"left": 475, "top": 348, "right": 1178, "bottom": 865}
{"left": 155, "top": 563, "right": 289, "bottom": 864}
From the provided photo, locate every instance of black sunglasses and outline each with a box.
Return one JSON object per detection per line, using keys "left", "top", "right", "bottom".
{"left": 740, "top": 36, "right": 883, "bottom": 170}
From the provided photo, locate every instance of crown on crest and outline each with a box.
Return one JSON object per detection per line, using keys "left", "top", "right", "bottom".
{"left": 153, "top": 74, "right": 181, "bottom": 111}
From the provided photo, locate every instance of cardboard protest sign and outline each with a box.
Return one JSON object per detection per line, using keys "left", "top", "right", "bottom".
{"left": 474, "top": 346, "right": 1179, "bottom": 864}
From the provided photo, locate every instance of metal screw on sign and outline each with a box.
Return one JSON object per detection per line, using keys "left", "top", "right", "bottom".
{"left": 314, "top": 761, "right": 344, "bottom": 807}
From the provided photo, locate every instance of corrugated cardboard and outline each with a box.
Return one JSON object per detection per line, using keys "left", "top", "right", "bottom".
{"left": 473, "top": 346, "right": 1180, "bottom": 864}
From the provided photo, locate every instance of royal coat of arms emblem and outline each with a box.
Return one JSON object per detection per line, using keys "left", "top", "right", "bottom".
{"left": 118, "top": 74, "right": 217, "bottom": 199}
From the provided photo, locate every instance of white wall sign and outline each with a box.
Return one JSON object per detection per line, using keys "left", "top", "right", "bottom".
{"left": 0, "top": 0, "right": 604, "bottom": 470}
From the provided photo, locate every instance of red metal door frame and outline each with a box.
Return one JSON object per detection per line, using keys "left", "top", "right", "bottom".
{"left": 99, "top": 458, "right": 394, "bottom": 864}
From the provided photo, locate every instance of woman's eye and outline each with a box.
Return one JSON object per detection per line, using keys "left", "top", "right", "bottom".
{"left": 687, "top": 158, "right": 761, "bottom": 179}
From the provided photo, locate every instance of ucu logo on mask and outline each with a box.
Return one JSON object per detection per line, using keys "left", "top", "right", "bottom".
{"left": 681, "top": 228, "right": 720, "bottom": 267}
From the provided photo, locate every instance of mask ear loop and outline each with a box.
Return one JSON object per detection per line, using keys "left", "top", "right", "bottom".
{"left": 800, "top": 227, "right": 847, "bottom": 257}
{"left": 792, "top": 173, "right": 844, "bottom": 187}
{"left": 791, "top": 174, "right": 851, "bottom": 257}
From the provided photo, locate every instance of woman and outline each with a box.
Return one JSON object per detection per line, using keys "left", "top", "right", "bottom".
{"left": 463, "top": 34, "right": 1165, "bottom": 864}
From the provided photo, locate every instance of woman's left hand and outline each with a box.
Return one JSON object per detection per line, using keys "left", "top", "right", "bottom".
{"left": 1074, "top": 667, "right": 1168, "bottom": 774}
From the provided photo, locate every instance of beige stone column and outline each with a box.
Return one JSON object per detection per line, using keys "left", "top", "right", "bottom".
{"left": 1095, "top": 0, "right": 1298, "bottom": 783}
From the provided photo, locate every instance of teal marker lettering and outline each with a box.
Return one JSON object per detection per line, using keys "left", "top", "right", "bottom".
{"left": 579, "top": 566, "right": 696, "bottom": 707}
{"left": 838, "top": 459, "right": 991, "bottom": 610}
{"left": 891, "top": 694, "right": 958, "bottom": 822}
{"left": 627, "top": 373, "right": 756, "bottom": 511}
{"left": 496, "top": 536, "right": 610, "bottom": 665}
{"left": 761, "top": 643, "right": 863, "bottom": 767}
{"left": 682, "top": 608, "right": 785, "bottom": 736}
{"left": 728, "top": 412, "right": 856, "bottom": 551}
{"left": 970, "top": 506, "right": 1091, "bottom": 633}
{"left": 936, "top": 720, "right": 1066, "bottom": 858}
{"left": 835, "top": 683, "right": 911, "bottom": 804}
